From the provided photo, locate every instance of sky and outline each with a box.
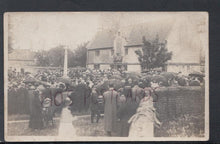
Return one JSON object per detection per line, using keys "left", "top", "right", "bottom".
{"left": 7, "top": 12, "right": 207, "bottom": 52}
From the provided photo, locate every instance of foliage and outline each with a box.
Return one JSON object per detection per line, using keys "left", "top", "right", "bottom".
{"left": 35, "top": 50, "right": 50, "bottom": 67}
{"left": 35, "top": 42, "right": 88, "bottom": 67}
{"left": 135, "top": 36, "right": 172, "bottom": 71}
{"left": 47, "top": 46, "right": 75, "bottom": 67}
{"left": 73, "top": 42, "right": 89, "bottom": 67}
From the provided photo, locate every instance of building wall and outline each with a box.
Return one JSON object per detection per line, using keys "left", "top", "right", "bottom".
{"left": 87, "top": 49, "right": 113, "bottom": 64}
{"left": 87, "top": 31, "right": 204, "bottom": 73}
{"left": 127, "top": 64, "right": 141, "bottom": 72}
{"left": 8, "top": 60, "right": 35, "bottom": 72}
{"left": 100, "top": 64, "right": 110, "bottom": 70}
{"left": 167, "top": 64, "right": 201, "bottom": 75}
{"left": 166, "top": 17, "right": 201, "bottom": 64}
{"left": 87, "top": 64, "right": 94, "bottom": 69}
{"left": 123, "top": 46, "right": 141, "bottom": 63}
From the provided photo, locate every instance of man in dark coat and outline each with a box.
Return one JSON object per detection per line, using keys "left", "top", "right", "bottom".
{"left": 84, "top": 82, "right": 92, "bottom": 111}
{"left": 17, "top": 83, "right": 28, "bottom": 114}
{"left": 117, "top": 96, "right": 139, "bottom": 137}
{"left": 103, "top": 83, "right": 119, "bottom": 136}
{"left": 75, "top": 80, "right": 87, "bottom": 112}
{"left": 90, "top": 88, "right": 101, "bottom": 123}
{"left": 28, "top": 86, "right": 43, "bottom": 129}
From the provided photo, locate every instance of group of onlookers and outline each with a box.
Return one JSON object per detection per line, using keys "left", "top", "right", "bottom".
{"left": 8, "top": 67, "right": 204, "bottom": 134}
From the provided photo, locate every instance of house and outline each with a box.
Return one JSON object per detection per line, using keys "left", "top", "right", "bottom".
{"left": 8, "top": 49, "right": 36, "bottom": 72}
{"left": 87, "top": 17, "right": 206, "bottom": 74}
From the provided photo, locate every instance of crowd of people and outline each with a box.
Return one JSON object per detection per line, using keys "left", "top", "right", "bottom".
{"left": 8, "top": 66, "right": 204, "bottom": 136}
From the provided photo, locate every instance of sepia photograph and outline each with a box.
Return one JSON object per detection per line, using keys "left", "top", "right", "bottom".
{"left": 4, "top": 12, "right": 209, "bottom": 141}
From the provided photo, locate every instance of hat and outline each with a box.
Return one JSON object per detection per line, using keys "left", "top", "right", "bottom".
{"left": 42, "top": 98, "right": 52, "bottom": 108}
{"left": 138, "top": 82, "right": 143, "bottom": 87}
{"left": 37, "top": 85, "right": 45, "bottom": 91}
{"left": 64, "top": 97, "right": 72, "bottom": 106}
{"left": 109, "top": 82, "right": 114, "bottom": 88}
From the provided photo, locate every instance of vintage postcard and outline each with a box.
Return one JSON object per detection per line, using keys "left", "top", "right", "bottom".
{"left": 4, "top": 12, "right": 209, "bottom": 141}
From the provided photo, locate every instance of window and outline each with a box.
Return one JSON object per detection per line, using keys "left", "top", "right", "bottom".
{"left": 110, "top": 64, "right": 114, "bottom": 69}
{"left": 125, "top": 48, "right": 128, "bottom": 55}
{"left": 95, "top": 50, "right": 100, "bottom": 56}
{"left": 94, "top": 64, "right": 100, "bottom": 69}
{"left": 123, "top": 64, "right": 127, "bottom": 71}
{"left": 187, "top": 65, "right": 190, "bottom": 71}
{"left": 111, "top": 50, "right": 114, "bottom": 56}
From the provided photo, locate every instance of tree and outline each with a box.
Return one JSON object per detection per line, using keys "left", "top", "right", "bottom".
{"left": 72, "top": 42, "right": 89, "bottom": 67}
{"left": 135, "top": 36, "right": 172, "bottom": 71}
{"left": 35, "top": 42, "right": 88, "bottom": 67}
{"left": 35, "top": 46, "right": 73, "bottom": 67}
{"left": 47, "top": 46, "right": 65, "bottom": 67}
{"left": 47, "top": 45, "right": 75, "bottom": 67}
{"left": 35, "top": 50, "right": 50, "bottom": 66}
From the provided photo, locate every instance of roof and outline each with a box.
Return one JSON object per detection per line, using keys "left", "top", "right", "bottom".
{"left": 87, "top": 19, "right": 174, "bottom": 49}
{"left": 124, "top": 20, "right": 173, "bottom": 46}
{"left": 87, "top": 29, "right": 116, "bottom": 50}
{"left": 9, "top": 49, "right": 36, "bottom": 61}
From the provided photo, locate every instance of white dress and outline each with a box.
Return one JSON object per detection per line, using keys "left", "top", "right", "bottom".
{"left": 128, "top": 97, "right": 160, "bottom": 137}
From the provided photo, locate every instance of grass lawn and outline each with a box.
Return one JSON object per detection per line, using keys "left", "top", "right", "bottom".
{"left": 72, "top": 116, "right": 121, "bottom": 137}
{"left": 155, "top": 114, "right": 205, "bottom": 137}
{"left": 8, "top": 114, "right": 30, "bottom": 121}
{"left": 7, "top": 113, "right": 204, "bottom": 137}
{"left": 72, "top": 116, "right": 106, "bottom": 136}
{"left": 7, "top": 119, "right": 60, "bottom": 136}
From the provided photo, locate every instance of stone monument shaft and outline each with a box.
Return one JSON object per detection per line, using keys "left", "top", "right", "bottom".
{"left": 63, "top": 47, "right": 68, "bottom": 77}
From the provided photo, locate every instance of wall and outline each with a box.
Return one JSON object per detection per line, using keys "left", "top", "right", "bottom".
{"left": 123, "top": 46, "right": 141, "bottom": 63}
{"left": 87, "top": 64, "right": 94, "bottom": 69}
{"left": 87, "top": 49, "right": 113, "bottom": 64}
{"left": 100, "top": 64, "right": 110, "bottom": 70}
{"left": 127, "top": 64, "right": 141, "bottom": 72}
{"left": 8, "top": 60, "right": 35, "bottom": 71}
{"left": 166, "top": 16, "right": 202, "bottom": 64}
{"left": 167, "top": 64, "right": 201, "bottom": 75}
{"left": 153, "top": 86, "right": 204, "bottom": 121}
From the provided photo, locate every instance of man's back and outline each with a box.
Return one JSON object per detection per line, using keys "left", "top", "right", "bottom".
{"left": 103, "top": 89, "right": 118, "bottom": 106}
{"left": 103, "top": 88, "right": 118, "bottom": 133}
{"left": 131, "top": 85, "right": 144, "bottom": 103}
{"left": 90, "top": 90, "right": 98, "bottom": 110}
